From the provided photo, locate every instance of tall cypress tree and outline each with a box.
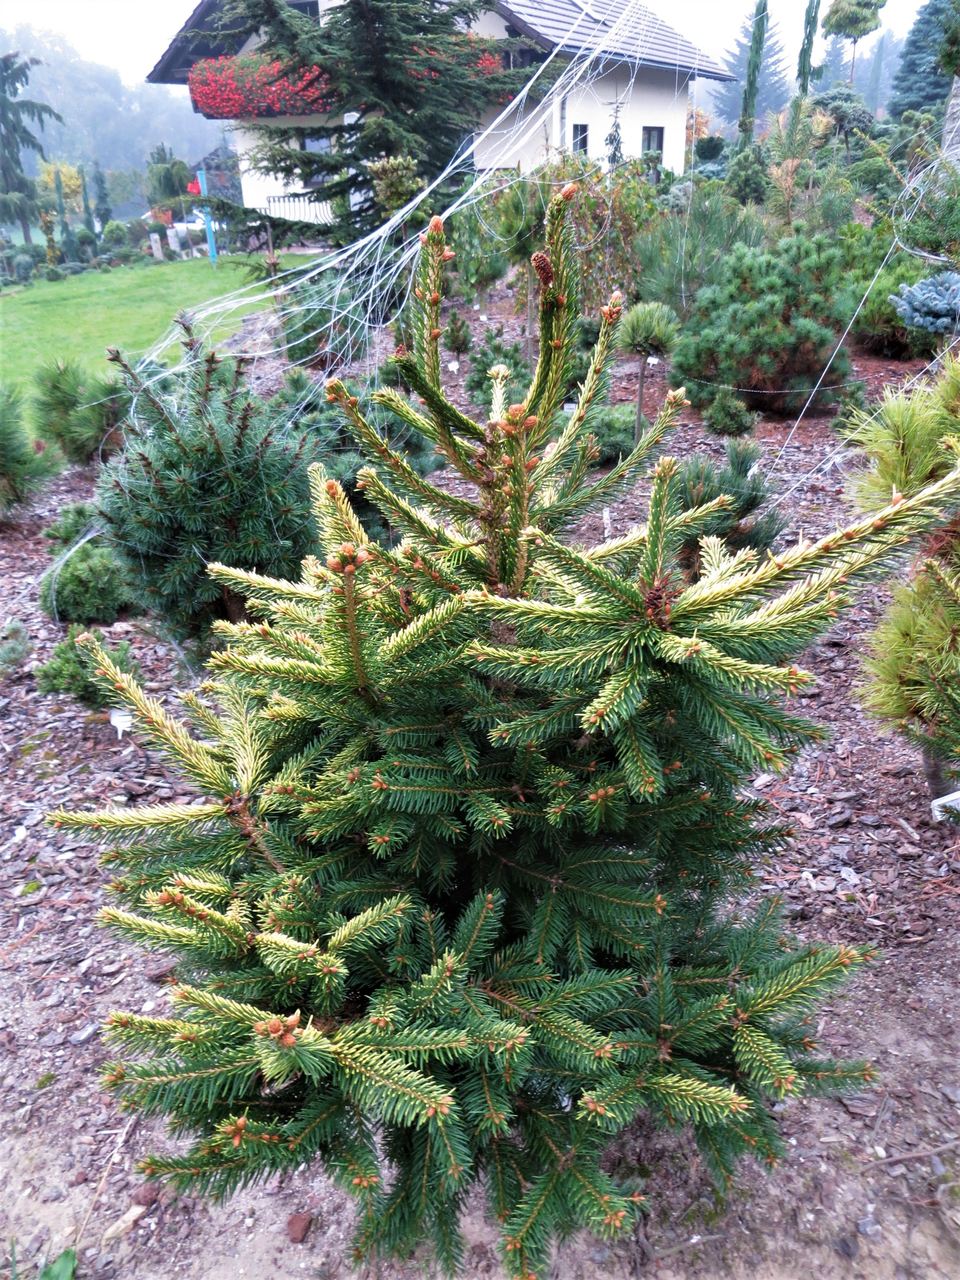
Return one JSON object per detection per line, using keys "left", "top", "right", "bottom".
{"left": 52, "top": 191, "right": 960, "bottom": 1280}
{"left": 54, "top": 167, "right": 78, "bottom": 263}
{"left": 737, "top": 1, "right": 771, "bottom": 149}
{"left": 714, "top": 8, "right": 790, "bottom": 128}
{"left": 889, "top": 0, "right": 954, "bottom": 119}
{"left": 92, "top": 159, "right": 112, "bottom": 228}
{"left": 79, "top": 164, "right": 96, "bottom": 239}
{"left": 798, "top": 0, "right": 823, "bottom": 96}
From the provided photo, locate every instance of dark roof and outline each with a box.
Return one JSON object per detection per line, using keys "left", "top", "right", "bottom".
{"left": 148, "top": 0, "right": 734, "bottom": 87}
{"left": 148, "top": 0, "right": 235, "bottom": 85}
{"left": 495, "top": 1, "right": 733, "bottom": 80}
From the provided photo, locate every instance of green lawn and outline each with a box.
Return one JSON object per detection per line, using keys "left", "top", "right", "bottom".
{"left": 0, "top": 255, "right": 302, "bottom": 406}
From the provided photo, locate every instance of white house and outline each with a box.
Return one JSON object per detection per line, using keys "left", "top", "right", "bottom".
{"left": 148, "top": 0, "right": 733, "bottom": 222}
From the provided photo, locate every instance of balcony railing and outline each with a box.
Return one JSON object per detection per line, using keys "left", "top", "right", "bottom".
{"left": 263, "top": 194, "right": 334, "bottom": 226}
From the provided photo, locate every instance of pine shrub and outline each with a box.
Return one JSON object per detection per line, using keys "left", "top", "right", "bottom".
{"left": 96, "top": 327, "right": 322, "bottom": 639}
{"left": 617, "top": 303, "right": 679, "bottom": 440}
{"left": 850, "top": 357, "right": 960, "bottom": 788}
{"left": 464, "top": 328, "right": 531, "bottom": 410}
{"left": 443, "top": 311, "right": 472, "bottom": 356}
{"left": 53, "top": 199, "right": 960, "bottom": 1279}
{"left": 37, "top": 624, "right": 140, "bottom": 708}
{"left": 0, "top": 384, "right": 59, "bottom": 514}
{"left": 33, "top": 360, "right": 129, "bottom": 463}
{"left": 672, "top": 235, "right": 855, "bottom": 416}
{"left": 632, "top": 183, "right": 766, "bottom": 321}
{"left": 676, "top": 440, "right": 785, "bottom": 578}
{"left": 725, "top": 145, "right": 769, "bottom": 205}
{"left": 39, "top": 544, "right": 137, "bottom": 625}
{"left": 704, "top": 388, "right": 759, "bottom": 437}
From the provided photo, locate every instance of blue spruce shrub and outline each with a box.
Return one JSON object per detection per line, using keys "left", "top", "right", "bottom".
{"left": 891, "top": 272, "right": 960, "bottom": 339}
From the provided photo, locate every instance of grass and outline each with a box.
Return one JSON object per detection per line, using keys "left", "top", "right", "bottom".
{"left": 0, "top": 254, "right": 304, "bottom": 405}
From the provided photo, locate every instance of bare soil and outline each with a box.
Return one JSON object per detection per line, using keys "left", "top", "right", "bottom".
{"left": 1, "top": 322, "right": 959, "bottom": 1280}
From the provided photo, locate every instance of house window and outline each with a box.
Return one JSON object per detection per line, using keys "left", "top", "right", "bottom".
{"left": 641, "top": 126, "right": 665, "bottom": 156}
{"left": 300, "top": 134, "right": 330, "bottom": 188}
{"left": 572, "top": 123, "right": 588, "bottom": 155}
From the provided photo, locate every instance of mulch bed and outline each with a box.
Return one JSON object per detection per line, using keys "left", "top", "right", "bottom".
{"left": 1, "top": 315, "right": 958, "bottom": 1279}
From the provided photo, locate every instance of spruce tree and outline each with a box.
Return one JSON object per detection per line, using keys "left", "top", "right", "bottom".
{"left": 889, "top": 0, "right": 954, "bottom": 119}
{"left": 818, "top": 36, "right": 850, "bottom": 90}
{"left": 715, "top": 9, "right": 790, "bottom": 129}
{"left": 0, "top": 51, "right": 62, "bottom": 245}
{"left": 53, "top": 192, "right": 960, "bottom": 1279}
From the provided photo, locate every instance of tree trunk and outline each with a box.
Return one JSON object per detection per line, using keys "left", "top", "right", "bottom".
{"left": 944, "top": 76, "right": 960, "bottom": 164}
{"left": 634, "top": 359, "right": 647, "bottom": 443}
{"left": 849, "top": 39, "right": 857, "bottom": 85}
{"left": 18, "top": 212, "right": 33, "bottom": 245}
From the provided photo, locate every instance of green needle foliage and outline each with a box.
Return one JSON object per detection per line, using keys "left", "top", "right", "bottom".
{"left": 671, "top": 234, "right": 855, "bottom": 416}
{"left": 849, "top": 358, "right": 960, "bottom": 787}
{"left": 53, "top": 196, "right": 960, "bottom": 1280}
{"left": 96, "top": 323, "right": 322, "bottom": 641}
{"left": 0, "top": 382, "right": 59, "bottom": 514}
{"left": 616, "top": 302, "right": 679, "bottom": 440}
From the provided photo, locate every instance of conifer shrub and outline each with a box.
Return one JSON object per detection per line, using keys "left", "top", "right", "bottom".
{"left": 851, "top": 259, "right": 937, "bottom": 357}
{"left": 704, "top": 388, "right": 759, "bottom": 437}
{"left": 283, "top": 277, "right": 366, "bottom": 368}
{"left": 891, "top": 271, "right": 960, "bottom": 343}
{"left": 0, "top": 619, "right": 32, "bottom": 678}
{"left": 671, "top": 235, "right": 855, "bottom": 416}
{"left": 464, "top": 328, "right": 530, "bottom": 410}
{"left": 676, "top": 440, "right": 785, "bottom": 579}
{"left": 13, "top": 253, "right": 33, "bottom": 284}
{"left": 443, "top": 311, "right": 472, "bottom": 356}
{"left": 632, "top": 183, "right": 766, "bottom": 321}
{"left": 584, "top": 403, "right": 635, "bottom": 463}
{"left": 53, "top": 198, "right": 960, "bottom": 1280}
{"left": 617, "top": 303, "right": 679, "bottom": 439}
{"left": 37, "top": 624, "right": 140, "bottom": 708}
{"left": 725, "top": 144, "right": 769, "bottom": 205}
{"left": 96, "top": 327, "right": 322, "bottom": 639}
{"left": 849, "top": 357, "right": 960, "bottom": 790}
{"left": 33, "top": 360, "right": 129, "bottom": 463}
{"left": 39, "top": 544, "right": 137, "bottom": 625}
{"left": 0, "top": 384, "right": 59, "bottom": 514}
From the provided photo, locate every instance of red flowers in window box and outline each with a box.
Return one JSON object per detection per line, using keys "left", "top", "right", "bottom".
{"left": 188, "top": 54, "right": 334, "bottom": 120}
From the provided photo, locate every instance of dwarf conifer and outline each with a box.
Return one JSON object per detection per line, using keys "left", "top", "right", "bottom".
{"left": 54, "top": 195, "right": 960, "bottom": 1278}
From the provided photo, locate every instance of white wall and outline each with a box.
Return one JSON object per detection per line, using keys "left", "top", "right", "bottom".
{"left": 473, "top": 64, "right": 692, "bottom": 174}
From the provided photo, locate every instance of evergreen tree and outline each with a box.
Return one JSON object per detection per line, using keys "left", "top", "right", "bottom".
{"left": 940, "top": 0, "right": 960, "bottom": 156}
{"left": 714, "top": 8, "right": 790, "bottom": 129}
{"left": 889, "top": 0, "right": 954, "bottom": 119}
{"left": 0, "top": 383, "right": 58, "bottom": 514}
{"left": 738, "top": 1, "right": 771, "bottom": 149}
{"left": 95, "top": 325, "right": 322, "bottom": 639}
{"left": 798, "top": 0, "right": 823, "bottom": 96}
{"left": 53, "top": 190, "right": 960, "bottom": 1279}
{"left": 0, "top": 51, "right": 62, "bottom": 244}
{"left": 822, "top": 1, "right": 886, "bottom": 83}
{"left": 818, "top": 36, "right": 850, "bottom": 90}
{"left": 216, "top": 0, "right": 524, "bottom": 238}
{"left": 54, "top": 167, "right": 78, "bottom": 263}
{"left": 92, "top": 159, "right": 112, "bottom": 228}
{"left": 78, "top": 164, "right": 96, "bottom": 240}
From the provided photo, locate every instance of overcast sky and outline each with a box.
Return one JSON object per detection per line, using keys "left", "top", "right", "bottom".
{"left": 6, "top": 0, "right": 929, "bottom": 87}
